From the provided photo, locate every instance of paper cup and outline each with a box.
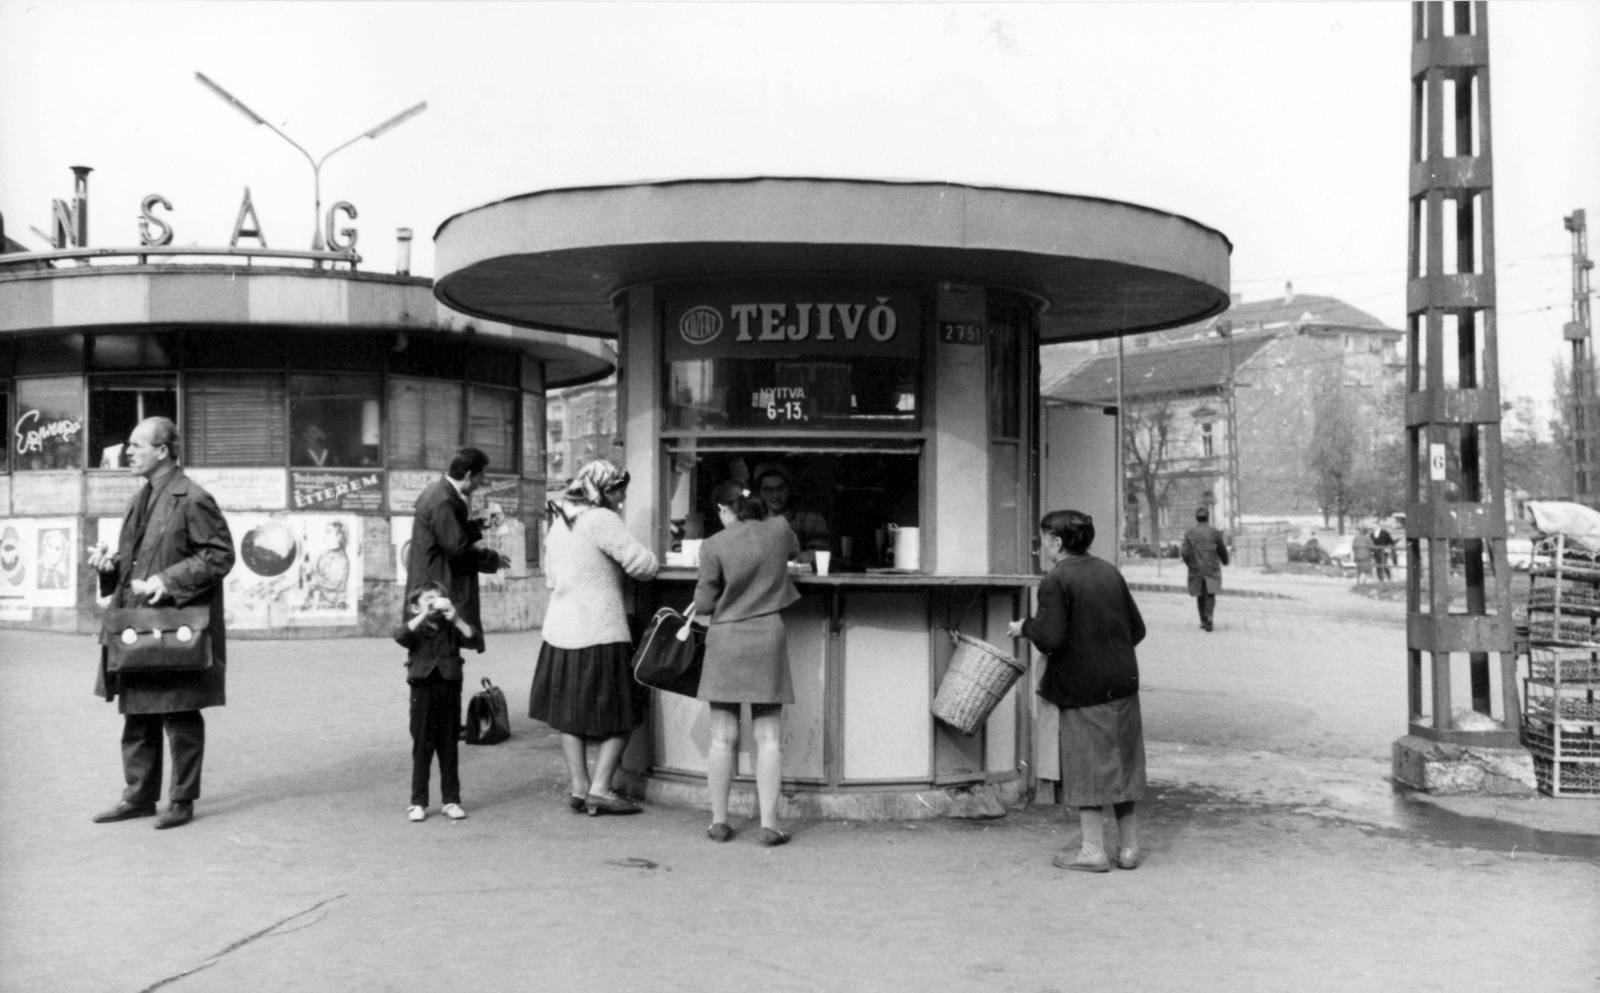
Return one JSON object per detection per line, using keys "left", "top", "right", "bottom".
{"left": 814, "top": 550, "right": 832, "bottom": 576}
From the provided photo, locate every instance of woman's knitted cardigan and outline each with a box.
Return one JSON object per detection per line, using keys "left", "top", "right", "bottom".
{"left": 541, "top": 503, "right": 658, "bottom": 649}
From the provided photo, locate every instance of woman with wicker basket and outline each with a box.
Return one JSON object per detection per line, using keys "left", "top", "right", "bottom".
{"left": 1008, "top": 509, "right": 1147, "bottom": 872}
{"left": 531, "top": 461, "right": 659, "bottom": 817}
{"left": 692, "top": 479, "right": 802, "bottom": 846}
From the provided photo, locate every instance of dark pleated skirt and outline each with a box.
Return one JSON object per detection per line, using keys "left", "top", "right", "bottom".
{"left": 528, "top": 641, "right": 648, "bottom": 738}
{"left": 1058, "top": 694, "right": 1148, "bottom": 807}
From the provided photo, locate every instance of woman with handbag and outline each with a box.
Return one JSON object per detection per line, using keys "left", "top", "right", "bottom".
{"left": 1008, "top": 509, "right": 1148, "bottom": 872}
{"left": 530, "top": 461, "right": 658, "bottom": 816}
{"left": 693, "top": 480, "right": 801, "bottom": 845}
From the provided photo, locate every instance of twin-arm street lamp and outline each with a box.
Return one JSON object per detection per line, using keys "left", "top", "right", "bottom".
{"left": 195, "top": 72, "right": 426, "bottom": 251}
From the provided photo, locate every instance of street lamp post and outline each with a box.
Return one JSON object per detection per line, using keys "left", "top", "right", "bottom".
{"left": 195, "top": 72, "right": 426, "bottom": 251}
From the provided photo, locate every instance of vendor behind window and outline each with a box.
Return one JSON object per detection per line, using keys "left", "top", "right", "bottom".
{"left": 752, "top": 463, "right": 830, "bottom": 562}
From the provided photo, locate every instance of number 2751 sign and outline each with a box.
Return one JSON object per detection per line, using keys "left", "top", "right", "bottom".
{"left": 939, "top": 321, "right": 985, "bottom": 346}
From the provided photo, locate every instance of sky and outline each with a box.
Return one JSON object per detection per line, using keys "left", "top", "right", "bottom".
{"left": 1, "top": 1, "right": 1596, "bottom": 404}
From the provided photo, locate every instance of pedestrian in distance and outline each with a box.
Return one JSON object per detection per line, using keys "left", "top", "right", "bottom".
{"left": 1180, "top": 506, "right": 1229, "bottom": 632}
{"left": 1371, "top": 523, "right": 1396, "bottom": 582}
{"left": 1009, "top": 509, "right": 1147, "bottom": 872}
{"left": 1352, "top": 528, "right": 1375, "bottom": 585}
{"left": 404, "top": 447, "right": 508, "bottom": 821}
{"left": 89, "top": 417, "right": 235, "bottom": 830}
{"left": 693, "top": 479, "right": 801, "bottom": 846}
{"left": 530, "top": 460, "right": 658, "bottom": 816}
{"left": 396, "top": 582, "right": 476, "bottom": 822}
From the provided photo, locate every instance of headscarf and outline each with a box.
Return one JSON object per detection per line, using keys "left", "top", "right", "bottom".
{"left": 564, "top": 460, "right": 630, "bottom": 509}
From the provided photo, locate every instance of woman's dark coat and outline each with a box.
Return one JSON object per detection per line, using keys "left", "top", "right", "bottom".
{"left": 1024, "top": 554, "right": 1146, "bottom": 710}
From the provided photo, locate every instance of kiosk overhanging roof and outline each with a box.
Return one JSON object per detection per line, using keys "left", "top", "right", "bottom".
{"left": 433, "top": 178, "right": 1232, "bottom": 343}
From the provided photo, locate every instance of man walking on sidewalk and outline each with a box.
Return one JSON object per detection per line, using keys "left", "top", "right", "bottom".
{"left": 1181, "top": 506, "right": 1229, "bottom": 632}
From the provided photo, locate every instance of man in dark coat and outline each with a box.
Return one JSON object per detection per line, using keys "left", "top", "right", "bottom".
{"left": 90, "top": 417, "right": 235, "bottom": 829}
{"left": 1180, "top": 506, "right": 1230, "bottom": 632}
{"left": 405, "top": 447, "right": 506, "bottom": 653}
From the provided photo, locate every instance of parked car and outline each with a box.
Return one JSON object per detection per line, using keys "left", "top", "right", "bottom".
{"left": 1328, "top": 535, "right": 1356, "bottom": 570}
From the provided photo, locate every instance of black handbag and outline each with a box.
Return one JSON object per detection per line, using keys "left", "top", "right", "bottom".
{"left": 103, "top": 606, "right": 214, "bottom": 673}
{"left": 632, "top": 604, "right": 705, "bottom": 698}
{"left": 464, "top": 677, "right": 511, "bottom": 745}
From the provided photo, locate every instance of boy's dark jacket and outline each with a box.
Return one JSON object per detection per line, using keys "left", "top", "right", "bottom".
{"left": 393, "top": 616, "right": 468, "bottom": 681}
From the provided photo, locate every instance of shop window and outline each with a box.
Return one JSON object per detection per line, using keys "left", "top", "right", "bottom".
{"left": 521, "top": 392, "right": 546, "bottom": 480}
{"left": 15, "top": 333, "right": 84, "bottom": 376}
{"left": 289, "top": 375, "right": 382, "bottom": 467}
{"left": 467, "top": 347, "right": 519, "bottom": 388}
{"left": 185, "top": 374, "right": 288, "bottom": 466}
{"left": 13, "top": 376, "right": 86, "bottom": 470}
{"left": 89, "top": 377, "right": 178, "bottom": 468}
{"left": 185, "top": 330, "right": 284, "bottom": 369}
{"left": 90, "top": 333, "right": 177, "bottom": 370}
{"left": 467, "top": 386, "right": 517, "bottom": 473}
{"left": 666, "top": 356, "right": 920, "bottom": 431}
{"left": 387, "top": 377, "right": 463, "bottom": 470}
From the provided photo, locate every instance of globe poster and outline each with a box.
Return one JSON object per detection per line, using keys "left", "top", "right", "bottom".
{"left": 223, "top": 513, "right": 363, "bottom": 629}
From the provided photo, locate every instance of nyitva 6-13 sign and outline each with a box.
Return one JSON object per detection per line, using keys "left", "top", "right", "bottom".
{"left": 662, "top": 285, "right": 922, "bottom": 361}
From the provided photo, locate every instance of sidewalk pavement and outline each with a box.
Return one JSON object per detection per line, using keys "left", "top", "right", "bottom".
{"left": 1, "top": 576, "right": 1596, "bottom": 993}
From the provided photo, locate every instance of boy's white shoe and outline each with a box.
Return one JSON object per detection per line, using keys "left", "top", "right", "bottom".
{"left": 407, "top": 805, "right": 426, "bottom": 822}
{"left": 442, "top": 803, "right": 467, "bottom": 820}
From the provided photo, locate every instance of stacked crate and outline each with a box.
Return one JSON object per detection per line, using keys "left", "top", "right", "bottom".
{"left": 1524, "top": 534, "right": 1600, "bottom": 796}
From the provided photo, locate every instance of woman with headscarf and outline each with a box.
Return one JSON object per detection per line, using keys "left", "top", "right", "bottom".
{"left": 1008, "top": 509, "right": 1148, "bottom": 872}
{"left": 530, "top": 460, "right": 659, "bottom": 816}
{"left": 693, "top": 479, "right": 801, "bottom": 846}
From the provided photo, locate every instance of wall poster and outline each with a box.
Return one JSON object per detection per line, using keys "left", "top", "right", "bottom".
{"left": 222, "top": 513, "right": 363, "bottom": 629}
{"left": 387, "top": 471, "right": 437, "bottom": 515}
{"left": 0, "top": 517, "right": 79, "bottom": 619}
{"left": 186, "top": 468, "right": 288, "bottom": 511}
{"left": 391, "top": 516, "right": 412, "bottom": 588}
{"left": 290, "top": 469, "right": 385, "bottom": 513}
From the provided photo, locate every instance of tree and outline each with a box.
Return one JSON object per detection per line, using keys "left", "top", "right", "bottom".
{"left": 1306, "top": 378, "right": 1373, "bottom": 533}
{"left": 1124, "top": 399, "right": 1177, "bottom": 546}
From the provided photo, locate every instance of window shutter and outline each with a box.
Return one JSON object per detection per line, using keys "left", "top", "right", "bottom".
{"left": 184, "top": 375, "right": 286, "bottom": 466}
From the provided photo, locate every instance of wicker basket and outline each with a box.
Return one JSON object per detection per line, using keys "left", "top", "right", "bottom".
{"left": 931, "top": 631, "right": 1025, "bottom": 736}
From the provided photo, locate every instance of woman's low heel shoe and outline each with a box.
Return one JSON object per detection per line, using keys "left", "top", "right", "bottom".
{"left": 707, "top": 822, "right": 734, "bottom": 842}
{"left": 586, "top": 793, "right": 643, "bottom": 816}
{"left": 567, "top": 795, "right": 588, "bottom": 813}
{"left": 1113, "top": 849, "right": 1143, "bottom": 870}
{"left": 757, "top": 827, "right": 790, "bottom": 847}
{"left": 1052, "top": 851, "right": 1111, "bottom": 873}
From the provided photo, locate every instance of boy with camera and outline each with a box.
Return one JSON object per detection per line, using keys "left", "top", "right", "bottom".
{"left": 395, "top": 581, "right": 476, "bottom": 822}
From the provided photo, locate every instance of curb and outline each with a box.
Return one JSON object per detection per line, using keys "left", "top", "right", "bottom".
{"left": 1127, "top": 582, "right": 1297, "bottom": 601}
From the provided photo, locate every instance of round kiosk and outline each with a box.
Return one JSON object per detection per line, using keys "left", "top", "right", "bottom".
{"left": 0, "top": 246, "right": 611, "bottom": 638}
{"left": 436, "top": 178, "right": 1231, "bottom": 817}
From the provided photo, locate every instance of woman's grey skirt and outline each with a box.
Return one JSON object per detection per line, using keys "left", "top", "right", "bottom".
{"left": 696, "top": 611, "right": 794, "bottom": 705}
{"left": 1058, "top": 694, "right": 1147, "bottom": 807}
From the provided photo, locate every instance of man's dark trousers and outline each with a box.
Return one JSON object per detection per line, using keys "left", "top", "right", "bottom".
{"left": 121, "top": 711, "right": 205, "bottom": 804}
{"left": 1196, "top": 593, "right": 1216, "bottom": 631}
{"left": 409, "top": 671, "right": 462, "bottom": 807}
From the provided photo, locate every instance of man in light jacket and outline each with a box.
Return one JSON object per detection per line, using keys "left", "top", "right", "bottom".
{"left": 89, "top": 417, "right": 235, "bottom": 830}
{"left": 1180, "top": 506, "right": 1230, "bottom": 633}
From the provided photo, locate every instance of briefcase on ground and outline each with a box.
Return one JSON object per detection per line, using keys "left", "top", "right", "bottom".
{"left": 464, "top": 677, "right": 511, "bottom": 745}
{"left": 632, "top": 604, "right": 705, "bottom": 698}
{"left": 102, "top": 606, "right": 214, "bottom": 673}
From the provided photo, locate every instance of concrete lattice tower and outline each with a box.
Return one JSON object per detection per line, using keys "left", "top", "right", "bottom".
{"left": 1395, "top": 1, "right": 1528, "bottom": 790}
